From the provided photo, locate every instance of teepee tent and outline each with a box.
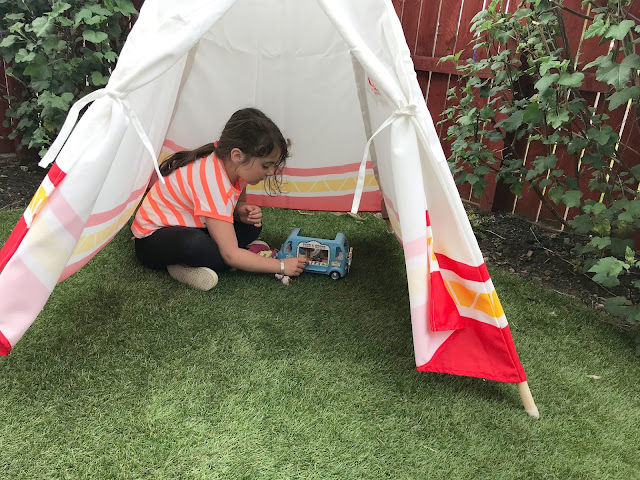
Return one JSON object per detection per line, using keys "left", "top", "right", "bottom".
{"left": 0, "top": 0, "right": 537, "bottom": 415}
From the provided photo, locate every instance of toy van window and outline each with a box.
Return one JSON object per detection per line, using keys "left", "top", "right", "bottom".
{"left": 283, "top": 242, "right": 292, "bottom": 253}
{"left": 298, "top": 241, "right": 330, "bottom": 267}
{"left": 335, "top": 249, "right": 343, "bottom": 260}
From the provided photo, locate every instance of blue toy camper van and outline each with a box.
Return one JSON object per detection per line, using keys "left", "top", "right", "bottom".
{"left": 275, "top": 228, "right": 352, "bottom": 279}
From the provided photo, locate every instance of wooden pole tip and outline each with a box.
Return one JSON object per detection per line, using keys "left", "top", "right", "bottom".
{"left": 517, "top": 381, "right": 540, "bottom": 419}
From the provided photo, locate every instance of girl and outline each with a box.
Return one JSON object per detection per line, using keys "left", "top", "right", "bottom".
{"left": 131, "top": 108, "right": 307, "bottom": 290}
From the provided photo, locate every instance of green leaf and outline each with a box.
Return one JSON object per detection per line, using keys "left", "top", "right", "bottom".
{"left": 104, "top": 51, "right": 117, "bottom": 62}
{"left": 548, "top": 186, "right": 564, "bottom": 205}
{"left": 625, "top": 246, "right": 636, "bottom": 264}
{"left": 569, "top": 214, "right": 592, "bottom": 234}
{"left": 90, "top": 71, "right": 109, "bottom": 86}
{"left": 85, "top": 15, "right": 105, "bottom": 26}
{"left": 32, "top": 16, "right": 53, "bottom": 37}
{"left": 606, "top": 20, "right": 636, "bottom": 41}
{"left": 114, "top": 0, "right": 139, "bottom": 16}
{"left": 595, "top": 57, "right": 629, "bottom": 90}
{"left": 584, "top": 202, "right": 607, "bottom": 215}
{"left": 22, "top": 62, "right": 50, "bottom": 80}
{"left": 567, "top": 137, "right": 588, "bottom": 154}
{"left": 604, "top": 296, "right": 633, "bottom": 317}
{"left": 5, "top": 13, "right": 25, "bottom": 21}
{"left": 562, "top": 190, "right": 583, "bottom": 208}
{"left": 557, "top": 72, "right": 584, "bottom": 88}
{"left": 82, "top": 30, "right": 109, "bottom": 44}
{"left": 538, "top": 178, "right": 552, "bottom": 189}
{"left": 75, "top": 8, "right": 93, "bottom": 25}
{"left": 534, "top": 73, "right": 559, "bottom": 95}
{"left": 548, "top": 109, "right": 570, "bottom": 128}
{"left": 14, "top": 48, "right": 35, "bottom": 63}
{"left": 587, "top": 125, "right": 616, "bottom": 146}
{"left": 523, "top": 101, "right": 543, "bottom": 124}
{"left": 51, "top": 2, "right": 72, "bottom": 16}
{"left": 585, "top": 19, "right": 609, "bottom": 39}
{"left": 87, "top": 4, "right": 113, "bottom": 16}
{"left": 590, "top": 237, "right": 611, "bottom": 249}
{"left": 607, "top": 86, "right": 640, "bottom": 110}
{"left": 588, "top": 257, "right": 629, "bottom": 287}
{"left": 0, "top": 34, "right": 17, "bottom": 48}
{"left": 497, "top": 110, "right": 524, "bottom": 132}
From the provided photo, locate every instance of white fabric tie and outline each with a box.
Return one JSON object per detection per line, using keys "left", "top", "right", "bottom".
{"left": 351, "top": 104, "right": 417, "bottom": 214}
{"left": 39, "top": 88, "right": 164, "bottom": 184}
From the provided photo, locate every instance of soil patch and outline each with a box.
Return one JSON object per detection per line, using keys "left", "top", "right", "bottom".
{"left": 0, "top": 154, "right": 47, "bottom": 211}
{"left": 465, "top": 204, "right": 619, "bottom": 309}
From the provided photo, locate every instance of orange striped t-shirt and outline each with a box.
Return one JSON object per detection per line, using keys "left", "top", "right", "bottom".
{"left": 131, "top": 154, "right": 246, "bottom": 238}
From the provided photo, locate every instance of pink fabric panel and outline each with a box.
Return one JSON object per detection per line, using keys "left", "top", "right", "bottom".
{"left": 0, "top": 255, "right": 52, "bottom": 349}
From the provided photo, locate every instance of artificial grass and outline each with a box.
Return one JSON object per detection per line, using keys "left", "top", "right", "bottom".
{"left": 0, "top": 207, "right": 638, "bottom": 479}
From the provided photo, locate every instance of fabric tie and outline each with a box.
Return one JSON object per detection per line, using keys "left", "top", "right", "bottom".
{"left": 351, "top": 104, "right": 417, "bottom": 214}
{"left": 39, "top": 88, "right": 164, "bottom": 184}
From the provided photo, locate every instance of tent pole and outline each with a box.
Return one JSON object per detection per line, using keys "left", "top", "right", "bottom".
{"left": 517, "top": 381, "right": 539, "bottom": 418}
{"left": 380, "top": 201, "right": 393, "bottom": 233}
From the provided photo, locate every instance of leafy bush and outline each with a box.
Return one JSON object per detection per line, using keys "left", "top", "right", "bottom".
{"left": 0, "top": 0, "right": 138, "bottom": 159}
{"left": 441, "top": 0, "right": 640, "bottom": 340}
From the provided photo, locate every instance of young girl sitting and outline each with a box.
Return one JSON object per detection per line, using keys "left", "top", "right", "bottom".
{"left": 131, "top": 107, "right": 307, "bottom": 290}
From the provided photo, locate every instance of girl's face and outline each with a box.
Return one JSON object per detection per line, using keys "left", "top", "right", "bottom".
{"left": 233, "top": 149, "right": 281, "bottom": 185}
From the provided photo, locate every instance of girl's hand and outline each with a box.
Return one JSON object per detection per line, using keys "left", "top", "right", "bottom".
{"left": 236, "top": 204, "right": 262, "bottom": 226}
{"left": 284, "top": 257, "right": 307, "bottom": 276}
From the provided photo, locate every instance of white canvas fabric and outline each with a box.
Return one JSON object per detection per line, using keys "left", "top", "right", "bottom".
{"left": 0, "top": 0, "right": 527, "bottom": 383}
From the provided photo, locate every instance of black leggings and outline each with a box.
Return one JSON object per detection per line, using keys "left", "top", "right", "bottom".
{"left": 134, "top": 222, "right": 261, "bottom": 273}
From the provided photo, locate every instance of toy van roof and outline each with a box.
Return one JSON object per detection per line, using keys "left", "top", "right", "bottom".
{"left": 284, "top": 228, "right": 348, "bottom": 247}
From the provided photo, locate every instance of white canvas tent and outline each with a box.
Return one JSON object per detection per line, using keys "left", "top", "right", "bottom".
{"left": 0, "top": 0, "right": 537, "bottom": 415}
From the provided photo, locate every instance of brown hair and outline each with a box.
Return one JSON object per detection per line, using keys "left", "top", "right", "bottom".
{"left": 159, "top": 108, "right": 290, "bottom": 194}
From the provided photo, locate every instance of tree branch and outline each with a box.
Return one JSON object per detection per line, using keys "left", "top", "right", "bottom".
{"left": 551, "top": 1, "right": 594, "bottom": 21}
{"left": 530, "top": 183, "right": 572, "bottom": 229}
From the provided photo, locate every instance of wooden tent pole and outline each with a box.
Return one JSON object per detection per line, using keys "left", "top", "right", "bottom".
{"left": 517, "top": 381, "right": 539, "bottom": 418}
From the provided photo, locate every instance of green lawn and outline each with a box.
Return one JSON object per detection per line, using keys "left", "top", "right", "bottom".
{"left": 1, "top": 207, "right": 638, "bottom": 479}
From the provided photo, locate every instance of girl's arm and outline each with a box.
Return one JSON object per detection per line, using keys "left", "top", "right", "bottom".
{"left": 205, "top": 217, "right": 306, "bottom": 275}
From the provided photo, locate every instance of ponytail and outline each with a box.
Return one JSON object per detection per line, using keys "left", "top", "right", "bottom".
{"left": 159, "top": 142, "right": 217, "bottom": 177}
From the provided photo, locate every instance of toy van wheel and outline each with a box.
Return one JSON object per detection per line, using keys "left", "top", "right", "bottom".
{"left": 330, "top": 271, "right": 340, "bottom": 280}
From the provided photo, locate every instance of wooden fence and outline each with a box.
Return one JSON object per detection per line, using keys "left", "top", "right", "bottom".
{"left": 2, "top": 0, "right": 639, "bottom": 228}
{"left": 396, "top": 0, "right": 640, "bottom": 229}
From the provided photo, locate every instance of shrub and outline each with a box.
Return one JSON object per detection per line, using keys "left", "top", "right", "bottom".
{"left": 441, "top": 0, "right": 640, "bottom": 344}
{"left": 0, "top": 0, "right": 138, "bottom": 159}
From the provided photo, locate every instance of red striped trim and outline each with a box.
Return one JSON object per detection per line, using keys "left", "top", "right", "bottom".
{"left": 0, "top": 216, "right": 28, "bottom": 271}
{"left": 0, "top": 329, "right": 11, "bottom": 355}
{"left": 430, "top": 270, "right": 465, "bottom": 331}
{"left": 59, "top": 230, "right": 118, "bottom": 282}
{"left": 435, "top": 253, "right": 491, "bottom": 283}
{"left": 417, "top": 323, "right": 526, "bottom": 383}
{"left": 85, "top": 185, "right": 147, "bottom": 227}
{"left": 282, "top": 160, "right": 374, "bottom": 177}
{"left": 162, "top": 139, "right": 184, "bottom": 152}
{"left": 245, "top": 190, "right": 382, "bottom": 212}
{"left": 47, "top": 161, "right": 66, "bottom": 186}
{"left": 426, "top": 210, "right": 431, "bottom": 226}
